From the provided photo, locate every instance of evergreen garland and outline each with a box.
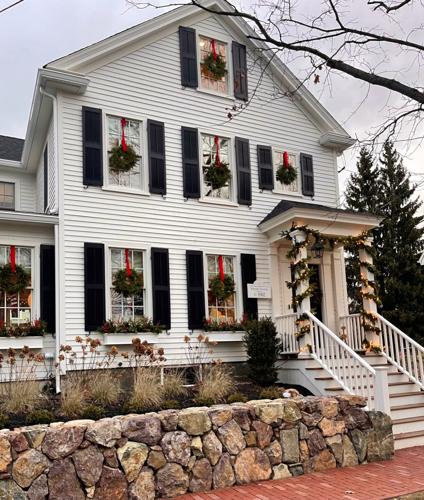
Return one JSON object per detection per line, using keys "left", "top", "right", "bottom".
{"left": 109, "top": 143, "right": 139, "bottom": 173}
{"left": 201, "top": 53, "right": 228, "bottom": 79}
{"left": 0, "top": 264, "right": 31, "bottom": 294}
{"left": 276, "top": 163, "right": 297, "bottom": 185}
{"left": 209, "top": 274, "right": 235, "bottom": 301}
{"left": 112, "top": 269, "right": 144, "bottom": 298}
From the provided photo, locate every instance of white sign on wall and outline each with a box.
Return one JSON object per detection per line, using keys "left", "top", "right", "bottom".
{"left": 247, "top": 281, "right": 272, "bottom": 299}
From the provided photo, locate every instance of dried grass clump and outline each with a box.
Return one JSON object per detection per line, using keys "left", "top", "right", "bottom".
{"left": 86, "top": 369, "right": 121, "bottom": 406}
{"left": 195, "top": 364, "right": 235, "bottom": 405}
{"left": 60, "top": 373, "right": 87, "bottom": 418}
{"left": 129, "top": 367, "right": 164, "bottom": 411}
{"left": 162, "top": 369, "right": 187, "bottom": 399}
{"left": 1, "top": 380, "right": 41, "bottom": 415}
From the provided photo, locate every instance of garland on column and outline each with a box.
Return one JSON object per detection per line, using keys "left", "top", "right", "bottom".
{"left": 282, "top": 223, "right": 381, "bottom": 338}
{"left": 109, "top": 118, "right": 139, "bottom": 173}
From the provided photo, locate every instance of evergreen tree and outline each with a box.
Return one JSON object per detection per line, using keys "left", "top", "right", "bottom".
{"left": 373, "top": 141, "right": 424, "bottom": 343}
{"left": 345, "top": 148, "right": 380, "bottom": 312}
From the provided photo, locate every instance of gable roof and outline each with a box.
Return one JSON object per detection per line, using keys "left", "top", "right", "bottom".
{"left": 0, "top": 135, "right": 25, "bottom": 162}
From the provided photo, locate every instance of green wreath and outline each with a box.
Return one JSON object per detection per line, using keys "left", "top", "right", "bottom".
{"left": 276, "top": 163, "right": 297, "bottom": 185}
{"left": 109, "top": 143, "right": 139, "bottom": 173}
{"left": 113, "top": 269, "right": 144, "bottom": 298}
{"left": 209, "top": 274, "right": 235, "bottom": 301}
{"left": 201, "top": 53, "right": 228, "bottom": 80}
{"left": 0, "top": 264, "right": 31, "bottom": 294}
{"left": 204, "top": 161, "right": 231, "bottom": 191}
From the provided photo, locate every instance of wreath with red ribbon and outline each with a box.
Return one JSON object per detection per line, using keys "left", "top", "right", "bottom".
{"left": 209, "top": 256, "right": 235, "bottom": 301}
{"left": 112, "top": 249, "right": 144, "bottom": 298}
{"left": 204, "top": 136, "right": 232, "bottom": 192}
{"left": 0, "top": 246, "right": 31, "bottom": 294}
{"left": 109, "top": 118, "right": 139, "bottom": 173}
{"left": 276, "top": 151, "right": 297, "bottom": 185}
{"left": 201, "top": 39, "right": 228, "bottom": 80}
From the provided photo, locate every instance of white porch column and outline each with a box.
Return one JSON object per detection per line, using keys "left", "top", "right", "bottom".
{"left": 269, "top": 243, "right": 282, "bottom": 319}
{"left": 359, "top": 237, "right": 379, "bottom": 344}
{"left": 290, "top": 229, "right": 312, "bottom": 354}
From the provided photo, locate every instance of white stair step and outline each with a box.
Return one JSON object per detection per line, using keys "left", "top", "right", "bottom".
{"left": 387, "top": 372, "right": 411, "bottom": 384}
{"left": 391, "top": 403, "right": 424, "bottom": 419}
{"left": 385, "top": 391, "right": 423, "bottom": 405}
{"left": 393, "top": 416, "right": 424, "bottom": 435}
{"left": 388, "top": 381, "right": 419, "bottom": 395}
{"left": 394, "top": 429, "right": 424, "bottom": 449}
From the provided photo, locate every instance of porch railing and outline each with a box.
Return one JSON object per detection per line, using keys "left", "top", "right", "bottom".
{"left": 275, "top": 313, "right": 299, "bottom": 354}
{"left": 339, "top": 313, "right": 363, "bottom": 351}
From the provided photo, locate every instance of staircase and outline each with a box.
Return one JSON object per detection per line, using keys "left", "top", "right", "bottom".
{"left": 277, "top": 312, "right": 424, "bottom": 450}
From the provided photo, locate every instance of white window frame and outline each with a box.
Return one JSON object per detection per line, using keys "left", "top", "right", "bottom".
{"left": 272, "top": 150, "right": 302, "bottom": 196}
{"left": 0, "top": 177, "right": 20, "bottom": 211}
{"left": 102, "top": 110, "right": 149, "bottom": 195}
{"left": 0, "top": 181, "right": 16, "bottom": 211}
{"left": 198, "top": 130, "right": 237, "bottom": 205}
{"left": 203, "top": 252, "right": 243, "bottom": 324}
{"left": 196, "top": 31, "right": 234, "bottom": 99}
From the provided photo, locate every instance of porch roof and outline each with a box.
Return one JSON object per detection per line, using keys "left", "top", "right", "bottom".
{"left": 258, "top": 200, "right": 380, "bottom": 242}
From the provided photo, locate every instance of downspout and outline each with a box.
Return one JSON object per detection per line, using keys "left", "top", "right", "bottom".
{"left": 39, "top": 87, "right": 62, "bottom": 393}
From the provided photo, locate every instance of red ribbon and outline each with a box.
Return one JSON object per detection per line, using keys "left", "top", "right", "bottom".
{"left": 214, "top": 136, "right": 221, "bottom": 167}
{"left": 124, "top": 248, "right": 132, "bottom": 277}
{"left": 10, "top": 246, "right": 16, "bottom": 273}
{"left": 218, "top": 255, "right": 225, "bottom": 282}
{"left": 283, "top": 151, "right": 290, "bottom": 169}
{"left": 211, "top": 39, "right": 218, "bottom": 61}
{"left": 121, "top": 118, "right": 127, "bottom": 152}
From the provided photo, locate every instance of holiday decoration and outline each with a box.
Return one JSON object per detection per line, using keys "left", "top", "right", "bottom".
{"left": 108, "top": 118, "right": 139, "bottom": 173}
{"left": 0, "top": 246, "right": 31, "bottom": 294}
{"left": 204, "top": 136, "right": 231, "bottom": 192}
{"left": 209, "top": 255, "right": 235, "bottom": 301}
{"left": 201, "top": 39, "right": 228, "bottom": 80}
{"left": 112, "top": 249, "right": 144, "bottom": 298}
{"left": 276, "top": 151, "right": 297, "bottom": 185}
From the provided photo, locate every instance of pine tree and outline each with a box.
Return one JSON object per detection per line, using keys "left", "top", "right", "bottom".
{"left": 373, "top": 141, "right": 424, "bottom": 343}
{"left": 345, "top": 147, "right": 380, "bottom": 312}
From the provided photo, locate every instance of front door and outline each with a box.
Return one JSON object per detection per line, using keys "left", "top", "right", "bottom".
{"left": 309, "top": 264, "right": 323, "bottom": 321}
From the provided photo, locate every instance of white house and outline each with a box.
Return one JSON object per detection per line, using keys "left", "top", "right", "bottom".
{"left": 0, "top": 0, "right": 423, "bottom": 448}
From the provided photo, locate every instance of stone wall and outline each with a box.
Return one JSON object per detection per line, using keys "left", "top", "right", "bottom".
{"left": 0, "top": 395, "right": 394, "bottom": 499}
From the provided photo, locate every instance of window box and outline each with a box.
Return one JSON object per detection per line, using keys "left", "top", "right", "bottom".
{"left": 0, "top": 336, "right": 44, "bottom": 350}
{"left": 204, "top": 331, "right": 245, "bottom": 342}
{"left": 101, "top": 332, "right": 160, "bottom": 345}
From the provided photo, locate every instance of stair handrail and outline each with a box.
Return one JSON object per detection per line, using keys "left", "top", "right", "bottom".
{"left": 377, "top": 312, "right": 424, "bottom": 389}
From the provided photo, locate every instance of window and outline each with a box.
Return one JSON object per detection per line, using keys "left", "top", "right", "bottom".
{"left": 0, "top": 182, "right": 15, "bottom": 210}
{"left": 199, "top": 36, "right": 228, "bottom": 94}
{"left": 107, "top": 116, "right": 142, "bottom": 190}
{"left": 273, "top": 151, "right": 299, "bottom": 194}
{"left": 110, "top": 248, "right": 144, "bottom": 321}
{"left": 207, "top": 254, "right": 236, "bottom": 322}
{"left": 201, "top": 134, "right": 231, "bottom": 200}
{"left": 0, "top": 246, "right": 32, "bottom": 325}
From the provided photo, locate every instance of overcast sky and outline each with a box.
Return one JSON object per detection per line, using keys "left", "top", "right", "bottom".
{"left": 0, "top": 0, "right": 423, "bottom": 206}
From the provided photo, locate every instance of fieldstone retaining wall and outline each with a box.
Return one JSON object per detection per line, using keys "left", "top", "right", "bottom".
{"left": 0, "top": 395, "right": 394, "bottom": 499}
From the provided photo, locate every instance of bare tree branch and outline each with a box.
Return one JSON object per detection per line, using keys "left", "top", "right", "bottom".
{"left": 368, "top": 0, "right": 413, "bottom": 13}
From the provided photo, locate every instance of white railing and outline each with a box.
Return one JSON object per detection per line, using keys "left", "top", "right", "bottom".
{"left": 275, "top": 313, "right": 299, "bottom": 354}
{"left": 339, "top": 313, "right": 363, "bottom": 351}
{"left": 377, "top": 313, "right": 424, "bottom": 389}
{"left": 308, "top": 312, "right": 381, "bottom": 409}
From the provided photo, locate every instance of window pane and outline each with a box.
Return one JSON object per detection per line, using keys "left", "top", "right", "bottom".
{"left": 199, "top": 36, "right": 228, "bottom": 94}
{"left": 207, "top": 254, "right": 236, "bottom": 324}
{"left": 0, "top": 182, "right": 15, "bottom": 210}
{"left": 201, "top": 134, "right": 231, "bottom": 200}
{"left": 274, "top": 151, "right": 298, "bottom": 193}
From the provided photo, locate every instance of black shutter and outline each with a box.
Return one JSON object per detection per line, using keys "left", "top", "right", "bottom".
{"left": 300, "top": 153, "right": 314, "bottom": 197}
{"left": 235, "top": 137, "right": 252, "bottom": 205}
{"left": 151, "top": 248, "right": 171, "bottom": 330}
{"left": 40, "top": 245, "right": 55, "bottom": 333}
{"left": 179, "top": 26, "right": 198, "bottom": 88}
{"left": 43, "top": 146, "right": 48, "bottom": 212}
{"left": 84, "top": 243, "right": 105, "bottom": 332}
{"left": 181, "top": 127, "right": 200, "bottom": 198}
{"left": 82, "top": 107, "right": 103, "bottom": 186}
{"left": 148, "top": 120, "right": 166, "bottom": 195}
{"left": 241, "top": 254, "right": 258, "bottom": 320}
{"left": 232, "top": 42, "right": 248, "bottom": 101}
{"left": 186, "top": 251, "right": 205, "bottom": 330}
{"left": 257, "top": 145, "right": 273, "bottom": 191}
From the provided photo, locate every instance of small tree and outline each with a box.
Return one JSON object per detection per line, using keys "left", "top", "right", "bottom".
{"left": 244, "top": 317, "right": 280, "bottom": 387}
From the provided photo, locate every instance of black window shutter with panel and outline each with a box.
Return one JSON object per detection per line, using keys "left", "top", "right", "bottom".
{"left": 300, "top": 153, "right": 314, "bottom": 197}
{"left": 84, "top": 243, "right": 106, "bottom": 332}
{"left": 186, "top": 250, "right": 205, "bottom": 330}
{"left": 241, "top": 254, "right": 258, "bottom": 320}
{"left": 43, "top": 146, "right": 48, "bottom": 211}
{"left": 148, "top": 120, "right": 166, "bottom": 195}
{"left": 232, "top": 42, "right": 248, "bottom": 100}
{"left": 179, "top": 26, "right": 198, "bottom": 88}
{"left": 235, "top": 137, "right": 252, "bottom": 205}
{"left": 181, "top": 127, "right": 200, "bottom": 198}
{"left": 82, "top": 107, "right": 103, "bottom": 186}
{"left": 40, "top": 245, "right": 55, "bottom": 333}
{"left": 257, "top": 145, "right": 273, "bottom": 191}
{"left": 151, "top": 248, "right": 171, "bottom": 330}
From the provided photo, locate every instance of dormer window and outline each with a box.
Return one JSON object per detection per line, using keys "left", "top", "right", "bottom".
{"left": 199, "top": 36, "right": 228, "bottom": 94}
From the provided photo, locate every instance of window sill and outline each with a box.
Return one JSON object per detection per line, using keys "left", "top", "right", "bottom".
{"left": 203, "top": 331, "right": 245, "bottom": 342}
{"left": 272, "top": 190, "right": 303, "bottom": 198}
{"left": 102, "top": 186, "right": 150, "bottom": 196}
{"left": 0, "top": 336, "right": 44, "bottom": 349}
{"left": 194, "top": 87, "right": 235, "bottom": 101}
{"left": 198, "top": 198, "right": 239, "bottom": 208}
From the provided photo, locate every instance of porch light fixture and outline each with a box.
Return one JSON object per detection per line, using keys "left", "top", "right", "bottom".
{"left": 311, "top": 237, "right": 324, "bottom": 258}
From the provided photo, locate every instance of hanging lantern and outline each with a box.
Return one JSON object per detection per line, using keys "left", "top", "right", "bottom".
{"left": 311, "top": 237, "right": 324, "bottom": 258}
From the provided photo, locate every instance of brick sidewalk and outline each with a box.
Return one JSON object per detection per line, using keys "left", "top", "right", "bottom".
{"left": 177, "top": 447, "right": 424, "bottom": 500}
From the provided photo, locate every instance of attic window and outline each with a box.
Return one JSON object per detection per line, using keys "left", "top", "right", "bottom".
{"left": 199, "top": 36, "right": 228, "bottom": 94}
{"left": 0, "top": 182, "right": 15, "bottom": 210}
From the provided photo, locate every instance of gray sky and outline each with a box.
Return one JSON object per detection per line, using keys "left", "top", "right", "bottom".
{"left": 0, "top": 0, "right": 423, "bottom": 206}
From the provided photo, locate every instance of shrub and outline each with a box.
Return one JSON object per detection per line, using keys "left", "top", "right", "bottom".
{"left": 244, "top": 317, "right": 281, "bottom": 387}
{"left": 26, "top": 409, "right": 55, "bottom": 425}
{"left": 259, "top": 386, "right": 282, "bottom": 400}
{"left": 162, "top": 369, "right": 187, "bottom": 399}
{"left": 161, "top": 399, "right": 182, "bottom": 410}
{"left": 195, "top": 364, "right": 235, "bottom": 405}
{"left": 128, "top": 367, "right": 164, "bottom": 411}
{"left": 82, "top": 404, "right": 106, "bottom": 420}
{"left": 226, "top": 391, "right": 248, "bottom": 404}
{"left": 86, "top": 369, "right": 121, "bottom": 406}
{"left": 60, "top": 373, "right": 87, "bottom": 418}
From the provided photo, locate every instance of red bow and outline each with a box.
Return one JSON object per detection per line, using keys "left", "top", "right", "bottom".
{"left": 218, "top": 255, "right": 225, "bottom": 282}
{"left": 125, "top": 248, "right": 132, "bottom": 277}
{"left": 214, "top": 136, "right": 221, "bottom": 167}
{"left": 10, "top": 245, "right": 16, "bottom": 273}
{"left": 121, "top": 118, "right": 127, "bottom": 152}
{"left": 283, "top": 151, "right": 290, "bottom": 168}
{"left": 211, "top": 39, "right": 218, "bottom": 61}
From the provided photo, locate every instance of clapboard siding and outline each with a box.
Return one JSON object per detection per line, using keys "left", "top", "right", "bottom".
{"left": 58, "top": 15, "right": 338, "bottom": 362}
{"left": 0, "top": 167, "right": 36, "bottom": 213}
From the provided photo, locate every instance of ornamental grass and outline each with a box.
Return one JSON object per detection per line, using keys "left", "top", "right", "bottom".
{"left": 195, "top": 363, "right": 235, "bottom": 405}
{"left": 128, "top": 367, "right": 164, "bottom": 411}
{"left": 60, "top": 373, "right": 87, "bottom": 418}
{"left": 86, "top": 369, "right": 121, "bottom": 407}
{"left": 162, "top": 368, "right": 187, "bottom": 399}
